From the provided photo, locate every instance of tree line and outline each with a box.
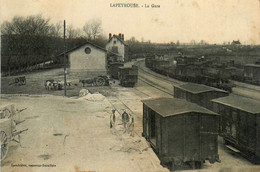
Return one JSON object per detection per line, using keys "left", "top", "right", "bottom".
{"left": 1, "top": 14, "right": 106, "bottom": 76}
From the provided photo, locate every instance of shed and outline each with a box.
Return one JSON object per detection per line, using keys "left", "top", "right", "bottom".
{"left": 142, "top": 97, "right": 220, "bottom": 170}
{"left": 62, "top": 42, "right": 108, "bottom": 78}
{"left": 173, "top": 83, "right": 229, "bottom": 110}
{"left": 211, "top": 95, "right": 260, "bottom": 163}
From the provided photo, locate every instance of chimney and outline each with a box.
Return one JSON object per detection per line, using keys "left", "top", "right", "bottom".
{"left": 119, "top": 33, "right": 122, "bottom": 39}
{"left": 122, "top": 34, "right": 124, "bottom": 41}
{"left": 109, "top": 33, "right": 112, "bottom": 39}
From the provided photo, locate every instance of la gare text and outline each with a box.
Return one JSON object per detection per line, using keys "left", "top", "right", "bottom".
{"left": 110, "top": 3, "right": 160, "bottom": 8}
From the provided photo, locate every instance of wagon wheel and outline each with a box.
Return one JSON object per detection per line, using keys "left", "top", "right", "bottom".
{"left": 95, "top": 77, "right": 105, "bottom": 86}
{"left": 0, "top": 131, "right": 9, "bottom": 161}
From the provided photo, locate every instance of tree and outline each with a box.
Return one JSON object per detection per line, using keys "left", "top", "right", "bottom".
{"left": 50, "top": 21, "right": 62, "bottom": 37}
{"left": 66, "top": 25, "right": 81, "bottom": 39}
{"left": 82, "top": 18, "right": 102, "bottom": 41}
{"left": 1, "top": 14, "right": 55, "bottom": 74}
{"left": 82, "top": 23, "right": 92, "bottom": 40}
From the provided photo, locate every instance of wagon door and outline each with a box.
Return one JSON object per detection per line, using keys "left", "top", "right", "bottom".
{"left": 143, "top": 104, "right": 149, "bottom": 139}
{"left": 184, "top": 114, "right": 200, "bottom": 161}
{"left": 200, "top": 114, "right": 219, "bottom": 163}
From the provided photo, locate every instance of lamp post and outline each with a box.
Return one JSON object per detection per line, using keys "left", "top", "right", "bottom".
{"left": 64, "top": 20, "right": 67, "bottom": 96}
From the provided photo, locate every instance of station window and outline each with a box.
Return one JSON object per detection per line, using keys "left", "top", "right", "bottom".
{"left": 113, "top": 40, "right": 116, "bottom": 44}
{"left": 85, "top": 47, "right": 91, "bottom": 54}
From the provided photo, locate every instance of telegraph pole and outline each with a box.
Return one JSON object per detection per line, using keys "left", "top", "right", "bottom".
{"left": 64, "top": 20, "right": 67, "bottom": 96}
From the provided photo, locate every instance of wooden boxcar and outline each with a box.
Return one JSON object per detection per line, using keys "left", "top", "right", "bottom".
{"left": 118, "top": 65, "right": 138, "bottom": 87}
{"left": 211, "top": 95, "right": 260, "bottom": 164}
{"left": 109, "top": 62, "right": 124, "bottom": 79}
{"left": 173, "top": 83, "right": 229, "bottom": 110}
{"left": 142, "top": 97, "right": 220, "bottom": 170}
{"left": 244, "top": 64, "right": 260, "bottom": 85}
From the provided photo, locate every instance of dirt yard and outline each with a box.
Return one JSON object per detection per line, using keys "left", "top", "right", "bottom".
{"left": 1, "top": 68, "right": 113, "bottom": 97}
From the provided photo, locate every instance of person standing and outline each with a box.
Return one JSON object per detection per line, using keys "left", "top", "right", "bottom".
{"left": 110, "top": 109, "right": 116, "bottom": 128}
{"left": 122, "top": 111, "right": 129, "bottom": 132}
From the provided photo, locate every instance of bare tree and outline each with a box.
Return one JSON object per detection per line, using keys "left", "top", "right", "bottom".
{"left": 50, "top": 21, "right": 62, "bottom": 37}
{"left": 82, "top": 18, "right": 102, "bottom": 41}
{"left": 83, "top": 23, "right": 92, "bottom": 40}
{"left": 1, "top": 14, "right": 54, "bottom": 74}
{"left": 66, "top": 25, "right": 81, "bottom": 39}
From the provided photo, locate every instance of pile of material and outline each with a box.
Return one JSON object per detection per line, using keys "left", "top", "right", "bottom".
{"left": 78, "top": 89, "right": 105, "bottom": 101}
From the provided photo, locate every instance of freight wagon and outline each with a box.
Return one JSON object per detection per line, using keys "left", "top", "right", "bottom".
{"left": 173, "top": 83, "right": 229, "bottom": 110}
{"left": 244, "top": 64, "right": 260, "bottom": 85}
{"left": 118, "top": 65, "right": 138, "bottom": 87}
{"left": 145, "top": 56, "right": 234, "bottom": 92}
{"left": 109, "top": 62, "right": 124, "bottom": 79}
{"left": 212, "top": 95, "right": 260, "bottom": 164}
{"left": 142, "top": 97, "right": 220, "bottom": 171}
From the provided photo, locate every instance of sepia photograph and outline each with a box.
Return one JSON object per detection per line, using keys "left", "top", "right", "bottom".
{"left": 0, "top": 0, "right": 260, "bottom": 171}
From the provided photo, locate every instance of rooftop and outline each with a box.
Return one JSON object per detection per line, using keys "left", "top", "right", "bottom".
{"left": 142, "top": 97, "right": 217, "bottom": 117}
{"left": 245, "top": 64, "right": 260, "bottom": 68}
{"left": 211, "top": 95, "right": 260, "bottom": 114}
{"left": 108, "top": 35, "right": 127, "bottom": 46}
{"left": 173, "top": 83, "right": 228, "bottom": 94}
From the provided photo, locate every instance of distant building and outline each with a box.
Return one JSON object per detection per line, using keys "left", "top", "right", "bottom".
{"left": 106, "top": 33, "right": 128, "bottom": 62}
{"left": 231, "top": 40, "right": 241, "bottom": 45}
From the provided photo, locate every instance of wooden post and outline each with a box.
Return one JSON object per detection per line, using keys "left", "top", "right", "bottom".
{"left": 64, "top": 20, "right": 67, "bottom": 96}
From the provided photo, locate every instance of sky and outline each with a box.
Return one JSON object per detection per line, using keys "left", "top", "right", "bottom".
{"left": 1, "top": 0, "right": 259, "bottom": 44}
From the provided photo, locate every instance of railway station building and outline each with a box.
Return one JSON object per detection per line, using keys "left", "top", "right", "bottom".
{"left": 106, "top": 33, "right": 129, "bottom": 62}
{"left": 58, "top": 41, "right": 109, "bottom": 79}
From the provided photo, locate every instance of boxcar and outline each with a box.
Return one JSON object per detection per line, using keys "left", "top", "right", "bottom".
{"left": 211, "top": 95, "right": 260, "bottom": 164}
{"left": 173, "top": 83, "right": 229, "bottom": 110}
{"left": 118, "top": 65, "right": 138, "bottom": 87}
{"left": 244, "top": 64, "right": 260, "bottom": 85}
{"left": 142, "top": 97, "right": 220, "bottom": 170}
{"left": 109, "top": 62, "right": 124, "bottom": 79}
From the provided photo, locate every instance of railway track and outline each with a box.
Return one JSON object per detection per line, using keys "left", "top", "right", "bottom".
{"left": 135, "top": 60, "right": 182, "bottom": 96}
{"left": 135, "top": 60, "right": 183, "bottom": 85}
{"left": 135, "top": 59, "right": 260, "bottom": 100}
{"left": 138, "top": 76, "right": 173, "bottom": 96}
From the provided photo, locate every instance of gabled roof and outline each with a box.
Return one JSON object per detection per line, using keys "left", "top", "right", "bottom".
{"left": 108, "top": 35, "right": 128, "bottom": 46}
{"left": 211, "top": 95, "right": 260, "bottom": 114}
{"left": 232, "top": 40, "right": 241, "bottom": 45}
{"left": 142, "top": 97, "right": 218, "bottom": 117}
{"left": 56, "top": 41, "right": 119, "bottom": 57}
{"left": 173, "top": 83, "right": 228, "bottom": 94}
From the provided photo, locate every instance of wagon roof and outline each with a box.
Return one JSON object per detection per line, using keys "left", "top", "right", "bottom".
{"left": 245, "top": 64, "right": 260, "bottom": 68}
{"left": 211, "top": 95, "right": 260, "bottom": 114}
{"left": 173, "top": 83, "right": 228, "bottom": 94}
{"left": 142, "top": 97, "right": 218, "bottom": 117}
{"left": 118, "top": 66, "right": 132, "bottom": 69}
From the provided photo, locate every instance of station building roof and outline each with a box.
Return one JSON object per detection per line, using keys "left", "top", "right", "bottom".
{"left": 211, "top": 95, "right": 260, "bottom": 114}
{"left": 142, "top": 97, "right": 217, "bottom": 117}
{"left": 173, "top": 83, "right": 228, "bottom": 94}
